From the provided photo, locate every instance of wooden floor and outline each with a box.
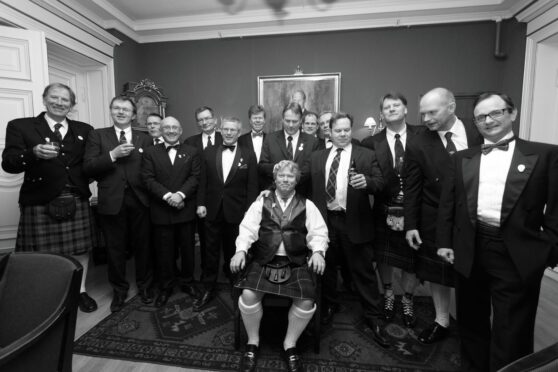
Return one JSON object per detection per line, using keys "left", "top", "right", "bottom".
{"left": 73, "top": 262, "right": 558, "bottom": 372}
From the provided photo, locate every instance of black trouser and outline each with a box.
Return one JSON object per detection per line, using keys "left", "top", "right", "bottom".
{"left": 152, "top": 221, "right": 196, "bottom": 291}
{"left": 100, "top": 189, "right": 152, "bottom": 295}
{"left": 323, "top": 210, "right": 382, "bottom": 324}
{"left": 200, "top": 206, "right": 238, "bottom": 291}
{"left": 457, "top": 223, "right": 543, "bottom": 372}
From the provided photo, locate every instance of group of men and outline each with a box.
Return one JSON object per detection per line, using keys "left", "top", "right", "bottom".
{"left": 2, "top": 82, "right": 557, "bottom": 372}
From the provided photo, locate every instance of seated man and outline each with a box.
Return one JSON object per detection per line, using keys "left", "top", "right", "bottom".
{"left": 230, "top": 160, "right": 328, "bottom": 372}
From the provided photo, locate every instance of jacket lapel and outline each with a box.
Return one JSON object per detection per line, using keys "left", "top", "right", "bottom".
{"left": 215, "top": 146, "right": 224, "bottom": 184}
{"left": 224, "top": 146, "right": 242, "bottom": 185}
{"left": 376, "top": 132, "right": 393, "bottom": 173}
{"left": 293, "top": 135, "right": 306, "bottom": 161}
{"left": 462, "top": 150, "right": 481, "bottom": 227}
{"left": 277, "top": 132, "right": 290, "bottom": 159}
{"left": 500, "top": 141, "right": 538, "bottom": 225}
{"left": 34, "top": 114, "right": 53, "bottom": 142}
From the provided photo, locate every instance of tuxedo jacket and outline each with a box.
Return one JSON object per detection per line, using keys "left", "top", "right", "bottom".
{"left": 436, "top": 139, "right": 558, "bottom": 282}
{"left": 197, "top": 144, "right": 258, "bottom": 223}
{"left": 184, "top": 132, "right": 223, "bottom": 151}
{"left": 83, "top": 127, "right": 151, "bottom": 215}
{"left": 403, "top": 122, "right": 483, "bottom": 243}
{"left": 238, "top": 131, "right": 266, "bottom": 157}
{"left": 2, "top": 112, "right": 93, "bottom": 205}
{"left": 141, "top": 143, "right": 200, "bottom": 224}
{"left": 361, "top": 125, "right": 425, "bottom": 214}
{"left": 310, "top": 145, "right": 384, "bottom": 244}
{"left": 259, "top": 130, "right": 318, "bottom": 190}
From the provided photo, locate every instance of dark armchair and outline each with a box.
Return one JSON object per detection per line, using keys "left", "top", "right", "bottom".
{"left": 0, "top": 252, "right": 83, "bottom": 372}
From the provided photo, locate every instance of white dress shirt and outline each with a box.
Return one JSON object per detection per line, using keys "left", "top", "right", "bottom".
{"left": 113, "top": 126, "right": 132, "bottom": 144}
{"left": 477, "top": 132, "right": 515, "bottom": 227}
{"left": 202, "top": 131, "right": 216, "bottom": 149}
{"left": 251, "top": 131, "right": 264, "bottom": 162}
{"left": 222, "top": 144, "right": 237, "bottom": 181}
{"left": 45, "top": 115, "right": 68, "bottom": 140}
{"left": 325, "top": 144, "right": 352, "bottom": 211}
{"left": 283, "top": 130, "right": 300, "bottom": 158}
{"left": 236, "top": 191, "right": 329, "bottom": 256}
{"left": 386, "top": 126, "right": 407, "bottom": 167}
{"left": 437, "top": 118, "right": 468, "bottom": 151}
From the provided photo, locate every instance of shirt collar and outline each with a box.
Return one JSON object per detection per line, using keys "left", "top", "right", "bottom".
{"left": 484, "top": 131, "right": 515, "bottom": 145}
{"left": 114, "top": 125, "right": 132, "bottom": 135}
{"left": 386, "top": 125, "right": 407, "bottom": 140}
{"left": 284, "top": 130, "right": 300, "bottom": 142}
{"left": 331, "top": 143, "right": 352, "bottom": 153}
{"left": 44, "top": 114, "right": 68, "bottom": 130}
{"left": 438, "top": 118, "right": 466, "bottom": 138}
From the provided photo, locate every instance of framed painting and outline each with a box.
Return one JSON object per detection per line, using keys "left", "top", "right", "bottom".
{"left": 257, "top": 73, "right": 341, "bottom": 131}
{"left": 122, "top": 78, "right": 167, "bottom": 131}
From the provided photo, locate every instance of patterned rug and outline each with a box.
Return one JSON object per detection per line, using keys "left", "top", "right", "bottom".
{"left": 74, "top": 288, "right": 461, "bottom": 371}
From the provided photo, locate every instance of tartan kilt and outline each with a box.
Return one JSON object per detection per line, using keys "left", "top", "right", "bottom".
{"left": 415, "top": 240, "right": 455, "bottom": 287}
{"left": 235, "top": 258, "right": 317, "bottom": 301}
{"left": 374, "top": 217, "right": 416, "bottom": 273}
{"left": 16, "top": 196, "right": 94, "bottom": 256}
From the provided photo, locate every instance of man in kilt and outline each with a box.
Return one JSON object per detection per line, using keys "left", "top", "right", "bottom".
{"left": 361, "top": 92, "right": 424, "bottom": 328}
{"left": 1, "top": 83, "right": 98, "bottom": 313}
{"left": 230, "top": 160, "right": 328, "bottom": 372}
{"left": 404, "top": 87, "right": 483, "bottom": 343}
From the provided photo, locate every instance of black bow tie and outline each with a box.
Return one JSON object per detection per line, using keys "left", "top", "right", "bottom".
{"left": 166, "top": 144, "right": 180, "bottom": 152}
{"left": 252, "top": 131, "right": 263, "bottom": 137}
{"left": 222, "top": 144, "right": 236, "bottom": 151}
{"left": 481, "top": 137, "right": 514, "bottom": 155}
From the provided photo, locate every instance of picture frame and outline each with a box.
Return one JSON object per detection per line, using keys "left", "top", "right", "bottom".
{"left": 257, "top": 73, "right": 341, "bottom": 131}
{"left": 122, "top": 78, "right": 167, "bottom": 131}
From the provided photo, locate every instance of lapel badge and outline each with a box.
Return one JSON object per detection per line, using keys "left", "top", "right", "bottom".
{"left": 178, "top": 154, "right": 183, "bottom": 158}
{"left": 138, "top": 148, "right": 143, "bottom": 153}
{"left": 517, "top": 164, "right": 525, "bottom": 172}
{"left": 298, "top": 143, "right": 304, "bottom": 151}
{"left": 78, "top": 135, "right": 84, "bottom": 141}
{"left": 45, "top": 137, "right": 50, "bottom": 142}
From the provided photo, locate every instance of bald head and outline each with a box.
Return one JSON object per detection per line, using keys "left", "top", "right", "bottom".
{"left": 419, "top": 87, "right": 456, "bottom": 132}
{"left": 161, "top": 116, "right": 183, "bottom": 144}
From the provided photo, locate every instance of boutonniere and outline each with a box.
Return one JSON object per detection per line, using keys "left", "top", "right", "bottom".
{"left": 517, "top": 164, "right": 525, "bottom": 172}
{"left": 298, "top": 143, "right": 304, "bottom": 151}
{"left": 138, "top": 148, "right": 143, "bottom": 153}
{"left": 238, "top": 157, "right": 244, "bottom": 167}
{"left": 45, "top": 137, "right": 50, "bottom": 142}
{"left": 78, "top": 135, "right": 84, "bottom": 141}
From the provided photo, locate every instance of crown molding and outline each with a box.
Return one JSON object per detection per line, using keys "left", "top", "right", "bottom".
{"left": 515, "top": 0, "right": 558, "bottom": 22}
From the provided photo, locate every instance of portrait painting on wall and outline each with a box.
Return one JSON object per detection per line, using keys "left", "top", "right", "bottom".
{"left": 258, "top": 73, "right": 341, "bottom": 131}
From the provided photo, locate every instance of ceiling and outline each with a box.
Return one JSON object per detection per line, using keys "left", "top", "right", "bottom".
{"left": 56, "top": 0, "right": 536, "bottom": 43}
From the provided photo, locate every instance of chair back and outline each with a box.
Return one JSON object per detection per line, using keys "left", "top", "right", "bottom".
{"left": 0, "top": 252, "right": 83, "bottom": 372}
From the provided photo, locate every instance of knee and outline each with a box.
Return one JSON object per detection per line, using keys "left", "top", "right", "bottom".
{"left": 292, "top": 299, "right": 314, "bottom": 311}
{"left": 240, "top": 289, "right": 263, "bottom": 306}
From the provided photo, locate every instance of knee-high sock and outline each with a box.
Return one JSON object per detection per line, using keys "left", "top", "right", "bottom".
{"left": 284, "top": 303, "right": 316, "bottom": 350}
{"left": 378, "top": 264, "right": 394, "bottom": 289}
{"left": 239, "top": 297, "right": 263, "bottom": 346}
{"left": 430, "top": 282, "right": 451, "bottom": 327}
{"left": 73, "top": 253, "right": 90, "bottom": 293}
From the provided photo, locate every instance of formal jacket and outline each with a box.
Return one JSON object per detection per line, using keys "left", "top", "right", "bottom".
{"left": 197, "top": 143, "right": 258, "bottom": 223}
{"left": 184, "top": 131, "right": 223, "bottom": 151}
{"left": 2, "top": 112, "right": 93, "bottom": 205}
{"left": 436, "top": 139, "right": 558, "bottom": 282}
{"left": 403, "top": 122, "right": 483, "bottom": 243}
{"left": 361, "top": 125, "right": 425, "bottom": 215}
{"left": 253, "top": 192, "right": 309, "bottom": 266}
{"left": 238, "top": 131, "right": 267, "bottom": 189}
{"left": 259, "top": 130, "right": 318, "bottom": 190}
{"left": 310, "top": 145, "right": 384, "bottom": 244}
{"left": 83, "top": 127, "right": 151, "bottom": 215}
{"left": 317, "top": 137, "right": 360, "bottom": 150}
{"left": 142, "top": 142, "right": 200, "bottom": 224}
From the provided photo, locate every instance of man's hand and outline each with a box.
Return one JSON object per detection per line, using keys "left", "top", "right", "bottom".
{"left": 256, "top": 189, "right": 271, "bottom": 201}
{"left": 406, "top": 229, "right": 422, "bottom": 250}
{"left": 348, "top": 173, "right": 367, "bottom": 189}
{"left": 437, "top": 248, "right": 454, "bottom": 264}
{"left": 308, "top": 252, "right": 326, "bottom": 275}
{"left": 110, "top": 143, "right": 135, "bottom": 159}
{"left": 230, "top": 251, "right": 246, "bottom": 274}
{"left": 33, "top": 144, "right": 59, "bottom": 159}
{"left": 167, "top": 193, "right": 183, "bottom": 208}
{"left": 197, "top": 206, "right": 207, "bottom": 218}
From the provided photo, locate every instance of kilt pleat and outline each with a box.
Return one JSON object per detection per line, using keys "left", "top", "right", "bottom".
{"left": 16, "top": 197, "right": 94, "bottom": 255}
{"left": 374, "top": 222, "right": 416, "bottom": 272}
{"left": 415, "top": 242, "right": 455, "bottom": 286}
{"left": 235, "top": 260, "right": 316, "bottom": 301}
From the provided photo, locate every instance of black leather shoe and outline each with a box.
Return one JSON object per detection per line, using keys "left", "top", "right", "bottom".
{"left": 110, "top": 292, "right": 127, "bottom": 313}
{"left": 239, "top": 344, "right": 258, "bottom": 372}
{"left": 78, "top": 292, "right": 98, "bottom": 313}
{"left": 383, "top": 294, "right": 395, "bottom": 322}
{"left": 193, "top": 289, "right": 214, "bottom": 311}
{"left": 418, "top": 322, "right": 449, "bottom": 344}
{"left": 321, "top": 303, "right": 339, "bottom": 325}
{"left": 155, "top": 290, "right": 172, "bottom": 308}
{"left": 181, "top": 284, "right": 200, "bottom": 299}
{"left": 139, "top": 288, "right": 154, "bottom": 304}
{"left": 284, "top": 347, "right": 303, "bottom": 372}
{"left": 366, "top": 320, "right": 391, "bottom": 349}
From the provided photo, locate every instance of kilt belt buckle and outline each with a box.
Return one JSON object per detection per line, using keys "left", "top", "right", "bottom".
{"left": 264, "top": 258, "right": 292, "bottom": 284}
{"left": 385, "top": 205, "right": 404, "bottom": 231}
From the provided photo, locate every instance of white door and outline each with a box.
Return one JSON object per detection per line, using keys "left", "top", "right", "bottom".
{"left": 0, "top": 26, "right": 49, "bottom": 252}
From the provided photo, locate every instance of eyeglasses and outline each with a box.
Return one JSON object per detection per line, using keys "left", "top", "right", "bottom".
{"left": 474, "top": 108, "right": 512, "bottom": 124}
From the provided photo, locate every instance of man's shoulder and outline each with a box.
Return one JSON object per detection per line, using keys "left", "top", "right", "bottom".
{"left": 184, "top": 133, "right": 201, "bottom": 144}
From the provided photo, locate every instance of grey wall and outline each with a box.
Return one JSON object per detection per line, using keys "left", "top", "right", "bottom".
{"left": 111, "top": 19, "right": 526, "bottom": 138}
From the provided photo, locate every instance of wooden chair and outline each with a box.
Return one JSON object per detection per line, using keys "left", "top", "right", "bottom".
{"left": 0, "top": 252, "right": 83, "bottom": 372}
{"left": 233, "top": 261, "right": 322, "bottom": 354}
